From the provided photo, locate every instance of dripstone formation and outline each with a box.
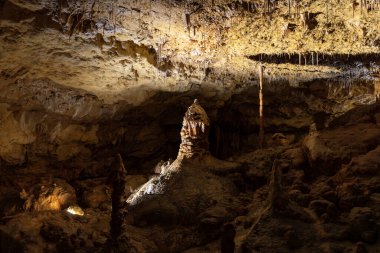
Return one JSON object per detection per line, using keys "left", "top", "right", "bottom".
{"left": 121, "top": 100, "right": 243, "bottom": 252}
{"left": 178, "top": 99, "right": 210, "bottom": 159}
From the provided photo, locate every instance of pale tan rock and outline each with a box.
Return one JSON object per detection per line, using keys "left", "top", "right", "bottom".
{"left": 56, "top": 124, "right": 99, "bottom": 144}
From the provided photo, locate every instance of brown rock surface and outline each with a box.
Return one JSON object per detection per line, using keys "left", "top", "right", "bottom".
{"left": 0, "top": 0, "right": 379, "bottom": 252}
{"left": 303, "top": 123, "right": 380, "bottom": 175}
{"left": 22, "top": 178, "right": 76, "bottom": 211}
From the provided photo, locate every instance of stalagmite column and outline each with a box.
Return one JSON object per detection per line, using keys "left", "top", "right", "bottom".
{"left": 258, "top": 65, "right": 265, "bottom": 148}
{"left": 178, "top": 99, "right": 210, "bottom": 159}
{"left": 109, "top": 154, "right": 127, "bottom": 246}
{"left": 268, "top": 159, "right": 288, "bottom": 212}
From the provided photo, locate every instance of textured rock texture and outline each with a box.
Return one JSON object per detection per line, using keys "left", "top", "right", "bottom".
{"left": 0, "top": 99, "right": 380, "bottom": 253}
{"left": 0, "top": 0, "right": 378, "bottom": 171}
{"left": 0, "top": 0, "right": 379, "bottom": 253}
{"left": 178, "top": 99, "right": 211, "bottom": 158}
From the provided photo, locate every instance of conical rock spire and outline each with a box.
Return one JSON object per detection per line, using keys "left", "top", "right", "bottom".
{"left": 178, "top": 99, "right": 210, "bottom": 159}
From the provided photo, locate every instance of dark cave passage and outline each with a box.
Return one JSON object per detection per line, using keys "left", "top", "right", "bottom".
{"left": 0, "top": 77, "right": 379, "bottom": 253}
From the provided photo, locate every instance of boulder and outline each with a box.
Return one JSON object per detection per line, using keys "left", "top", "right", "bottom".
{"left": 348, "top": 207, "right": 378, "bottom": 243}
{"left": 303, "top": 123, "right": 380, "bottom": 175}
{"left": 308, "top": 199, "right": 337, "bottom": 218}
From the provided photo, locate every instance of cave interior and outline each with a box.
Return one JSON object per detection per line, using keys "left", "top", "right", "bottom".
{"left": 0, "top": 0, "right": 380, "bottom": 252}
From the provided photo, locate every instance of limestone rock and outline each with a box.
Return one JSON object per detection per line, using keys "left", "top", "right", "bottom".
{"left": 308, "top": 199, "right": 337, "bottom": 218}
{"left": 282, "top": 147, "right": 306, "bottom": 170}
{"left": 303, "top": 123, "right": 380, "bottom": 175}
{"left": 178, "top": 99, "right": 210, "bottom": 159}
{"left": 123, "top": 101, "right": 243, "bottom": 252}
{"left": 23, "top": 178, "right": 76, "bottom": 211}
{"left": 348, "top": 207, "right": 378, "bottom": 243}
{"left": 352, "top": 242, "right": 368, "bottom": 253}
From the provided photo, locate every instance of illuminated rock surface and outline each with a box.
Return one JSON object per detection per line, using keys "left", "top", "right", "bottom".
{"left": 0, "top": 0, "right": 379, "bottom": 252}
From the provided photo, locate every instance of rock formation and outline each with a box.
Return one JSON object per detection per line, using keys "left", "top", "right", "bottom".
{"left": 178, "top": 99, "right": 210, "bottom": 159}
{"left": 109, "top": 154, "right": 128, "bottom": 246}
{"left": 0, "top": 0, "right": 379, "bottom": 252}
{"left": 122, "top": 100, "right": 245, "bottom": 252}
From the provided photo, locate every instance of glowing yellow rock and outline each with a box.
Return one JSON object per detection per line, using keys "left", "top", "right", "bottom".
{"left": 66, "top": 206, "right": 84, "bottom": 216}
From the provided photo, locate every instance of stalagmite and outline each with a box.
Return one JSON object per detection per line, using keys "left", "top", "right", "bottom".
{"left": 221, "top": 224, "right": 236, "bottom": 253}
{"left": 215, "top": 125, "right": 221, "bottom": 157}
{"left": 266, "top": 159, "right": 311, "bottom": 220}
{"left": 178, "top": 99, "right": 210, "bottom": 158}
{"left": 108, "top": 154, "right": 127, "bottom": 248}
{"left": 268, "top": 159, "right": 288, "bottom": 212}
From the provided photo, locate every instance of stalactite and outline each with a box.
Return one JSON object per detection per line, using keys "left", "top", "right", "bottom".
{"left": 112, "top": 3, "right": 117, "bottom": 34}
{"left": 185, "top": 12, "right": 191, "bottom": 36}
{"left": 316, "top": 52, "right": 319, "bottom": 65}
{"left": 258, "top": 65, "right": 265, "bottom": 148}
{"left": 138, "top": 10, "right": 141, "bottom": 30}
{"left": 298, "top": 52, "right": 301, "bottom": 65}
{"left": 293, "top": 0, "right": 300, "bottom": 17}
{"left": 360, "top": 0, "right": 363, "bottom": 15}
{"left": 169, "top": 0, "right": 172, "bottom": 32}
